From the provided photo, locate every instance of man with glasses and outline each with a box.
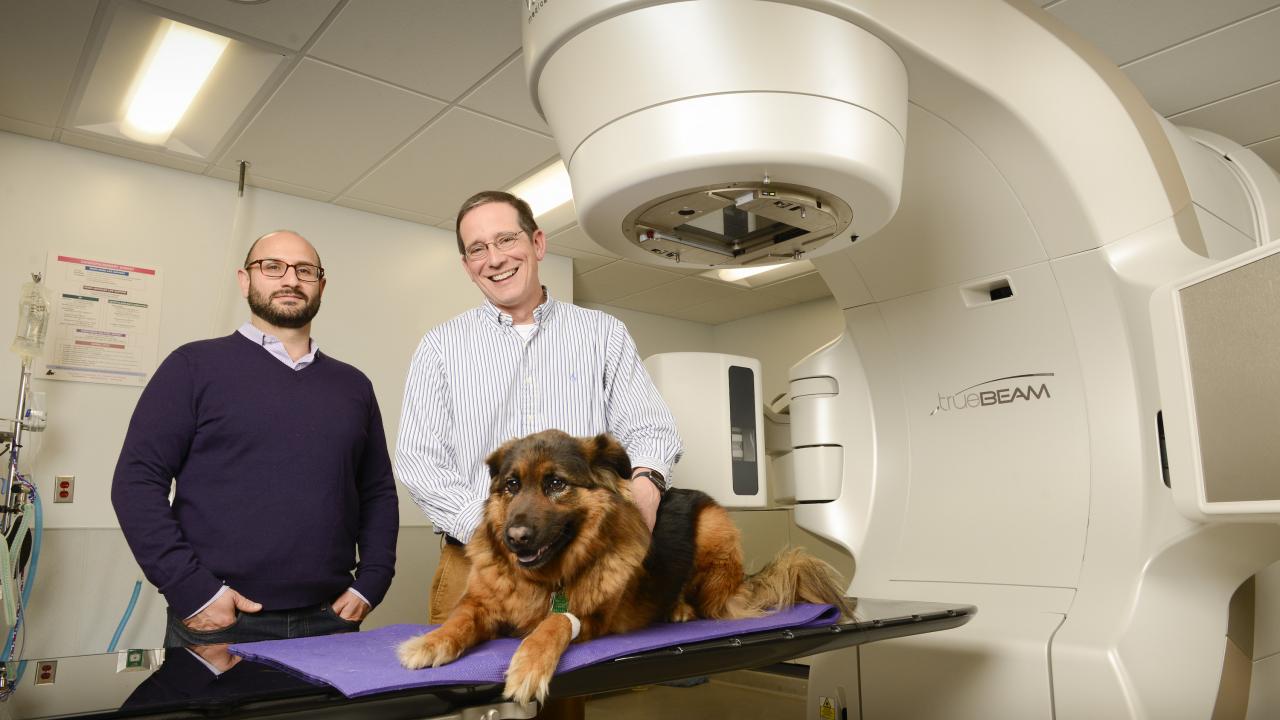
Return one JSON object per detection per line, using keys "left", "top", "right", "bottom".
{"left": 395, "top": 191, "right": 681, "bottom": 625}
{"left": 113, "top": 230, "right": 398, "bottom": 646}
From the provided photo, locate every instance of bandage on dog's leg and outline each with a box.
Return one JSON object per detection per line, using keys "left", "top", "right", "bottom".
{"left": 504, "top": 613, "right": 577, "bottom": 704}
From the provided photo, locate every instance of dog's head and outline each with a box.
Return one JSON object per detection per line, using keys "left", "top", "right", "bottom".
{"left": 482, "top": 429, "right": 633, "bottom": 573}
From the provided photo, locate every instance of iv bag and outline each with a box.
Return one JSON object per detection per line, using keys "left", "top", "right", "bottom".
{"left": 10, "top": 273, "right": 51, "bottom": 359}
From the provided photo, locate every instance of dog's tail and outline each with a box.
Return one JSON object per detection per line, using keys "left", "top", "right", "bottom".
{"left": 729, "top": 547, "right": 855, "bottom": 618}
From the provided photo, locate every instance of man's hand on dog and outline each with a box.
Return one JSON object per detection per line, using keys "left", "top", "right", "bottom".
{"left": 183, "top": 588, "right": 261, "bottom": 631}
{"left": 331, "top": 589, "right": 371, "bottom": 622}
{"left": 631, "top": 468, "right": 662, "bottom": 532}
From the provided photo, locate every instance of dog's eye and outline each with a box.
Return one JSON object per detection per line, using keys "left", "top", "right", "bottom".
{"left": 504, "top": 477, "right": 520, "bottom": 494}
{"left": 546, "top": 476, "right": 566, "bottom": 493}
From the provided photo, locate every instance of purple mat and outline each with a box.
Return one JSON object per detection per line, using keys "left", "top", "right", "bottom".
{"left": 230, "top": 603, "right": 839, "bottom": 698}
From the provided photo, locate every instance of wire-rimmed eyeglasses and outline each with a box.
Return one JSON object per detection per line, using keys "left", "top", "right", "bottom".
{"left": 464, "top": 231, "right": 525, "bottom": 262}
{"left": 245, "top": 258, "right": 325, "bottom": 282}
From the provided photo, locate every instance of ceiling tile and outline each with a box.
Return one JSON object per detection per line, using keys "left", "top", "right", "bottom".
{"left": 460, "top": 55, "right": 550, "bottom": 133}
{"left": 0, "top": 0, "right": 96, "bottom": 126}
{"left": 207, "top": 165, "right": 333, "bottom": 202}
{"left": 310, "top": 0, "right": 520, "bottom": 100}
{"left": 61, "top": 130, "right": 210, "bottom": 175}
{"left": 609, "top": 277, "right": 746, "bottom": 315}
{"left": 574, "top": 261, "right": 683, "bottom": 304}
{"left": 1122, "top": 7, "right": 1280, "bottom": 115}
{"left": 1172, "top": 80, "right": 1280, "bottom": 146}
{"left": 219, "top": 59, "right": 445, "bottom": 193}
{"left": 1047, "top": 0, "right": 1277, "bottom": 66}
{"left": 761, "top": 272, "right": 833, "bottom": 302}
{"left": 344, "top": 107, "right": 556, "bottom": 219}
{"left": 667, "top": 291, "right": 794, "bottom": 325}
{"left": 146, "top": 0, "right": 340, "bottom": 51}
{"left": 545, "top": 246, "right": 617, "bottom": 275}
{"left": 334, "top": 197, "right": 447, "bottom": 226}
{"left": 547, "top": 224, "right": 618, "bottom": 255}
{"left": 1249, "top": 136, "right": 1280, "bottom": 172}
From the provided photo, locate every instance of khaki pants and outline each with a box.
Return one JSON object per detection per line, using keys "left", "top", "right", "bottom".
{"left": 428, "top": 536, "right": 584, "bottom": 720}
{"left": 429, "top": 539, "right": 470, "bottom": 624}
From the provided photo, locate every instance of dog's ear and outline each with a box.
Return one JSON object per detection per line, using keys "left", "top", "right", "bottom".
{"left": 583, "top": 433, "right": 632, "bottom": 480}
{"left": 485, "top": 439, "right": 514, "bottom": 479}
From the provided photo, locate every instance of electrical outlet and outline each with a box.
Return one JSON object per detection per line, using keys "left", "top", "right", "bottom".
{"left": 54, "top": 475, "right": 74, "bottom": 503}
{"left": 34, "top": 660, "right": 56, "bottom": 685}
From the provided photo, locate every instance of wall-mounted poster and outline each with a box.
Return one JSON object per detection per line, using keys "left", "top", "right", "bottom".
{"left": 38, "top": 254, "right": 163, "bottom": 386}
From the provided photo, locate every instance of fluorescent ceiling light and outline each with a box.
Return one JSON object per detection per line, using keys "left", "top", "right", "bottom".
{"left": 122, "top": 21, "right": 229, "bottom": 145}
{"left": 509, "top": 160, "right": 573, "bottom": 217}
{"left": 715, "top": 264, "right": 788, "bottom": 282}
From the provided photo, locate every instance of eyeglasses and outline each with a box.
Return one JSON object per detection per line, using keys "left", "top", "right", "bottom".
{"left": 245, "top": 258, "right": 325, "bottom": 282}
{"left": 464, "top": 231, "right": 525, "bottom": 262}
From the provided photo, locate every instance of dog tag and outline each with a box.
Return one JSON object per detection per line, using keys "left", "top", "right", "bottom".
{"left": 551, "top": 590, "right": 570, "bottom": 614}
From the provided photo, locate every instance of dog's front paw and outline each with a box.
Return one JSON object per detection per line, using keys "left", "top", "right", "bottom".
{"left": 503, "top": 640, "right": 560, "bottom": 704}
{"left": 398, "top": 630, "right": 464, "bottom": 669}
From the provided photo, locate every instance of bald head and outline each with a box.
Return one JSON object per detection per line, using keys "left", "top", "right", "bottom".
{"left": 243, "top": 230, "right": 321, "bottom": 269}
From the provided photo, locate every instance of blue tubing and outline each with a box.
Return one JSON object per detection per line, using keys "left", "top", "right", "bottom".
{"left": 20, "top": 488, "right": 41, "bottom": 620}
{"left": 6, "top": 484, "right": 43, "bottom": 685}
{"left": 108, "top": 580, "right": 143, "bottom": 653}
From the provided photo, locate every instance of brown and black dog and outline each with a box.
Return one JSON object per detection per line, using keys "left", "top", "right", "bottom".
{"left": 397, "top": 429, "right": 852, "bottom": 704}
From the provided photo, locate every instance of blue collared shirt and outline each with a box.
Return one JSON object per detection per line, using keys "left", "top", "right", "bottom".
{"left": 395, "top": 292, "right": 682, "bottom": 543}
{"left": 237, "top": 322, "right": 317, "bottom": 368}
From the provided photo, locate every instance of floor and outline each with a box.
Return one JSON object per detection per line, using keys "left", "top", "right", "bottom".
{"left": 584, "top": 669, "right": 807, "bottom": 720}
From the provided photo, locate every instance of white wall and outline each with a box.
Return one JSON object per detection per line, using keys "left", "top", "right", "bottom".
{"left": 580, "top": 303, "right": 716, "bottom": 357}
{"left": 0, "top": 131, "right": 571, "bottom": 654}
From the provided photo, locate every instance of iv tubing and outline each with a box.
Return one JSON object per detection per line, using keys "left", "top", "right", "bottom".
{"left": 108, "top": 581, "right": 143, "bottom": 653}
{"left": 5, "top": 488, "right": 42, "bottom": 687}
{"left": 2, "top": 484, "right": 41, "bottom": 689}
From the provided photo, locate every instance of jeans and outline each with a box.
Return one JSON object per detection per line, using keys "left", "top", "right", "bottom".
{"left": 164, "top": 603, "right": 360, "bottom": 647}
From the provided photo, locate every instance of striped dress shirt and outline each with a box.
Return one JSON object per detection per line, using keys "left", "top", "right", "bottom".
{"left": 394, "top": 294, "right": 682, "bottom": 543}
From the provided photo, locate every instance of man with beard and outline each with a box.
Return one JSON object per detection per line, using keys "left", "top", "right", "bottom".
{"left": 112, "top": 230, "right": 398, "bottom": 646}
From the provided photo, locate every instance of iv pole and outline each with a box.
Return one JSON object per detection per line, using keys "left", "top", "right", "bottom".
{"left": 1, "top": 356, "right": 31, "bottom": 536}
{"left": 2, "top": 272, "right": 44, "bottom": 536}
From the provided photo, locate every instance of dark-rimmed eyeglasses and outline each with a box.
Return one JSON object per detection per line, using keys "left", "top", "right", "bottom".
{"left": 464, "top": 231, "right": 525, "bottom": 262}
{"left": 245, "top": 258, "right": 325, "bottom": 282}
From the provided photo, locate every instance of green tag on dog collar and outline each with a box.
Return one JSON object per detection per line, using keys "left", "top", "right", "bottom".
{"left": 551, "top": 590, "right": 569, "bottom": 614}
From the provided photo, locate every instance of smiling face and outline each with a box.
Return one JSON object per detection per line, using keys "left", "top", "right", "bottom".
{"left": 237, "top": 231, "right": 325, "bottom": 331}
{"left": 458, "top": 201, "right": 547, "bottom": 324}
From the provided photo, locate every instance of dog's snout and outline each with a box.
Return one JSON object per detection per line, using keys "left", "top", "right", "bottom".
{"left": 506, "top": 524, "right": 534, "bottom": 549}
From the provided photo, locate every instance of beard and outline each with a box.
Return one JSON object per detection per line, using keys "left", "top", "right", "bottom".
{"left": 247, "top": 282, "right": 321, "bottom": 329}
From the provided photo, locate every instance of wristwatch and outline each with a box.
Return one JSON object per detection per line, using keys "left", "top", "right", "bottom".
{"left": 632, "top": 469, "right": 666, "bottom": 494}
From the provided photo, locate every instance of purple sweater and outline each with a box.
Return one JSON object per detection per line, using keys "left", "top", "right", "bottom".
{"left": 112, "top": 333, "right": 398, "bottom": 617}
